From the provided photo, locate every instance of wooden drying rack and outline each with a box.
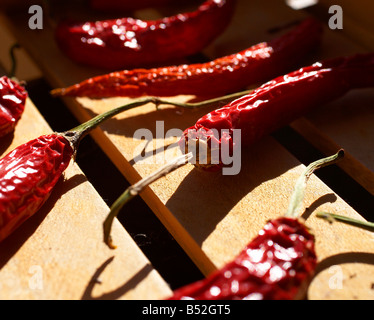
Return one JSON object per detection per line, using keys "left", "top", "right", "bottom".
{"left": 0, "top": 0, "right": 373, "bottom": 300}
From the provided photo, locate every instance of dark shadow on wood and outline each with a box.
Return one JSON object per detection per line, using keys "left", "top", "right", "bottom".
{"left": 301, "top": 193, "right": 338, "bottom": 221}
{"left": 0, "top": 132, "right": 15, "bottom": 156}
{"left": 164, "top": 138, "right": 299, "bottom": 246}
{"left": 315, "top": 252, "right": 374, "bottom": 277}
{"left": 81, "top": 257, "right": 154, "bottom": 300}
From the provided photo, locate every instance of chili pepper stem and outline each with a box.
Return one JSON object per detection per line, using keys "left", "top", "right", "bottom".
{"left": 61, "top": 97, "right": 155, "bottom": 150}
{"left": 316, "top": 212, "right": 374, "bottom": 232}
{"left": 285, "top": 149, "right": 345, "bottom": 218}
{"left": 103, "top": 152, "right": 193, "bottom": 249}
{"left": 60, "top": 90, "right": 251, "bottom": 151}
{"left": 9, "top": 43, "right": 21, "bottom": 79}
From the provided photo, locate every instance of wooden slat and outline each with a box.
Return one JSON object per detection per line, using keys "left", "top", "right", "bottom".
{"left": 0, "top": 99, "right": 171, "bottom": 300}
{"left": 3, "top": 0, "right": 374, "bottom": 299}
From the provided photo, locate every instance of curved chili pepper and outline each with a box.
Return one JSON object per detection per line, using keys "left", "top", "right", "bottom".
{"left": 0, "top": 134, "right": 73, "bottom": 242}
{"left": 0, "top": 97, "right": 170, "bottom": 243}
{"left": 0, "top": 90, "right": 250, "bottom": 243}
{"left": 167, "top": 151, "right": 344, "bottom": 300}
{"left": 51, "top": 18, "right": 322, "bottom": 99}
{"left": 0, "top": 76, "right": 27, "bottom": 138}
{"left": 55, "top": 0, "right": 237, "bottom": 70}
{"left": 170, "top": 217, "right": 316, "bottom": 300}
{"left": 179, "top": 53, "right": 374, "bottom": 171}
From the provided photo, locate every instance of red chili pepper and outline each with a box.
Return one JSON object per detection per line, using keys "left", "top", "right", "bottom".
{"left": 170, "top": 217, "right": 316, "bottom": 300}
{"left": 167, "top": 150, "right": 344, "bottom": 300}
{"left": 51, "top": 18, "right": 322, "bottom": 99}
{"left": 0, "top": 134, "right": 73, "bottom": 242}
{"left": 55, "top": 0, "right": 237, "bottom": 70}
{"left": 0, "top": 76, "right": 27, "bottom": 138}
{"left": 0, "top": 97, "right": 166, "bottom": 243}
{"left": 179, "top": 53, "right": 374, "bottom": 171}
{"left": 2, "top": 93, "right": 236, "bottom": 243}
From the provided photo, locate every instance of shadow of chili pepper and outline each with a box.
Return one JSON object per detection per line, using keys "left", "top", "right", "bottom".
{"left": 81, "top": 257, "right": 154, "bottom": 300}
{"left": 314, "top": 252, "right": 374, "bottom": 277}
{"left": 307, "top": 251, "right": 374, "bottom": 299}
{"left": 164, "top": 136, "right": 298, "bottom": 247}
{"left": 301, "top": 193, "right": 338, "bottom": 221}
{"left": 0, "top": 173, "right": 87, "bottom": 269}
{"left": 0, "top": 132, "right": 15, "bottom": 157}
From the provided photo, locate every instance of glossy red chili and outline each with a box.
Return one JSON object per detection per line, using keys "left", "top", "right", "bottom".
{"left": 55, "top": 0, "right": 236, "bottom": 70}
{"left": 179, "top": 53, "right": 374, "bottom": 171}
{"left": 0, "top": 134, "right": 73, "bottom": 242}
{"left": 0, "top": 98, "right": 156, "bottom": 243}
{"left": 0, "top": 76, "right": 27, "bottom": 138}
{"left": 169, "top": 217, "right": 316, "bottom": 300}
{"left": 51, "top": 18, "right": 322, "bottom": 99}
{"left": 168, "top": 150, "right": 344, "bottom": 300}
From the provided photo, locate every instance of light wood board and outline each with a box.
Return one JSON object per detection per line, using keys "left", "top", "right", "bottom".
{"left": 2, "top": 0, "right": 374, "bottom": 299}
{"left": 0, "top": 98, "right": 171, "bottom": 300}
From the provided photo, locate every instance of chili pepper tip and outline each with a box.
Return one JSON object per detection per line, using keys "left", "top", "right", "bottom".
{"left": 106, "top": 236, "right": 117, "bottom": 250}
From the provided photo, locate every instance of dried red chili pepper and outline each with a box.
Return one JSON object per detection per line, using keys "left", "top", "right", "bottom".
{"left": 170, "top": 217, "right": 316, "bottom": 300}
{"left": 0, "top": 134, "right": 73, "bottom": 242}
{"left": 55, "top": 0, "right": 236, "bottom": 70}
{"left": 0, "top": 97, "right": 171, "bottom": 243}
{"left": 179, "top": 53, "right": 374, "bottom": 171}
{"left": 167, "top": 150, "right": 344, "bottom": 300}
{"left": 0, "top": 76, "right": 27, "bottom": 138}
{"left": 51, "top": 18, "right": 322, "bottom": 99}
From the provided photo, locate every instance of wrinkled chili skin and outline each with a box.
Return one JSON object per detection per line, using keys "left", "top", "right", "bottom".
{"left": 0, "top": 134, "right": 73, "bottom": 242}
{"left": 52, "top": 18, "right": 322, "bottom": 99}
{"left": 55, "top": 0, "right": 236, "bottom": 70}
{"left": 0, "top": 76, "right": 27, "bottom": 138}
{"left": 169, "top": 217, "right": 316, "bottom": 300}
{"left": 180, "top": 53, "right": 374, "bottom": 170}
